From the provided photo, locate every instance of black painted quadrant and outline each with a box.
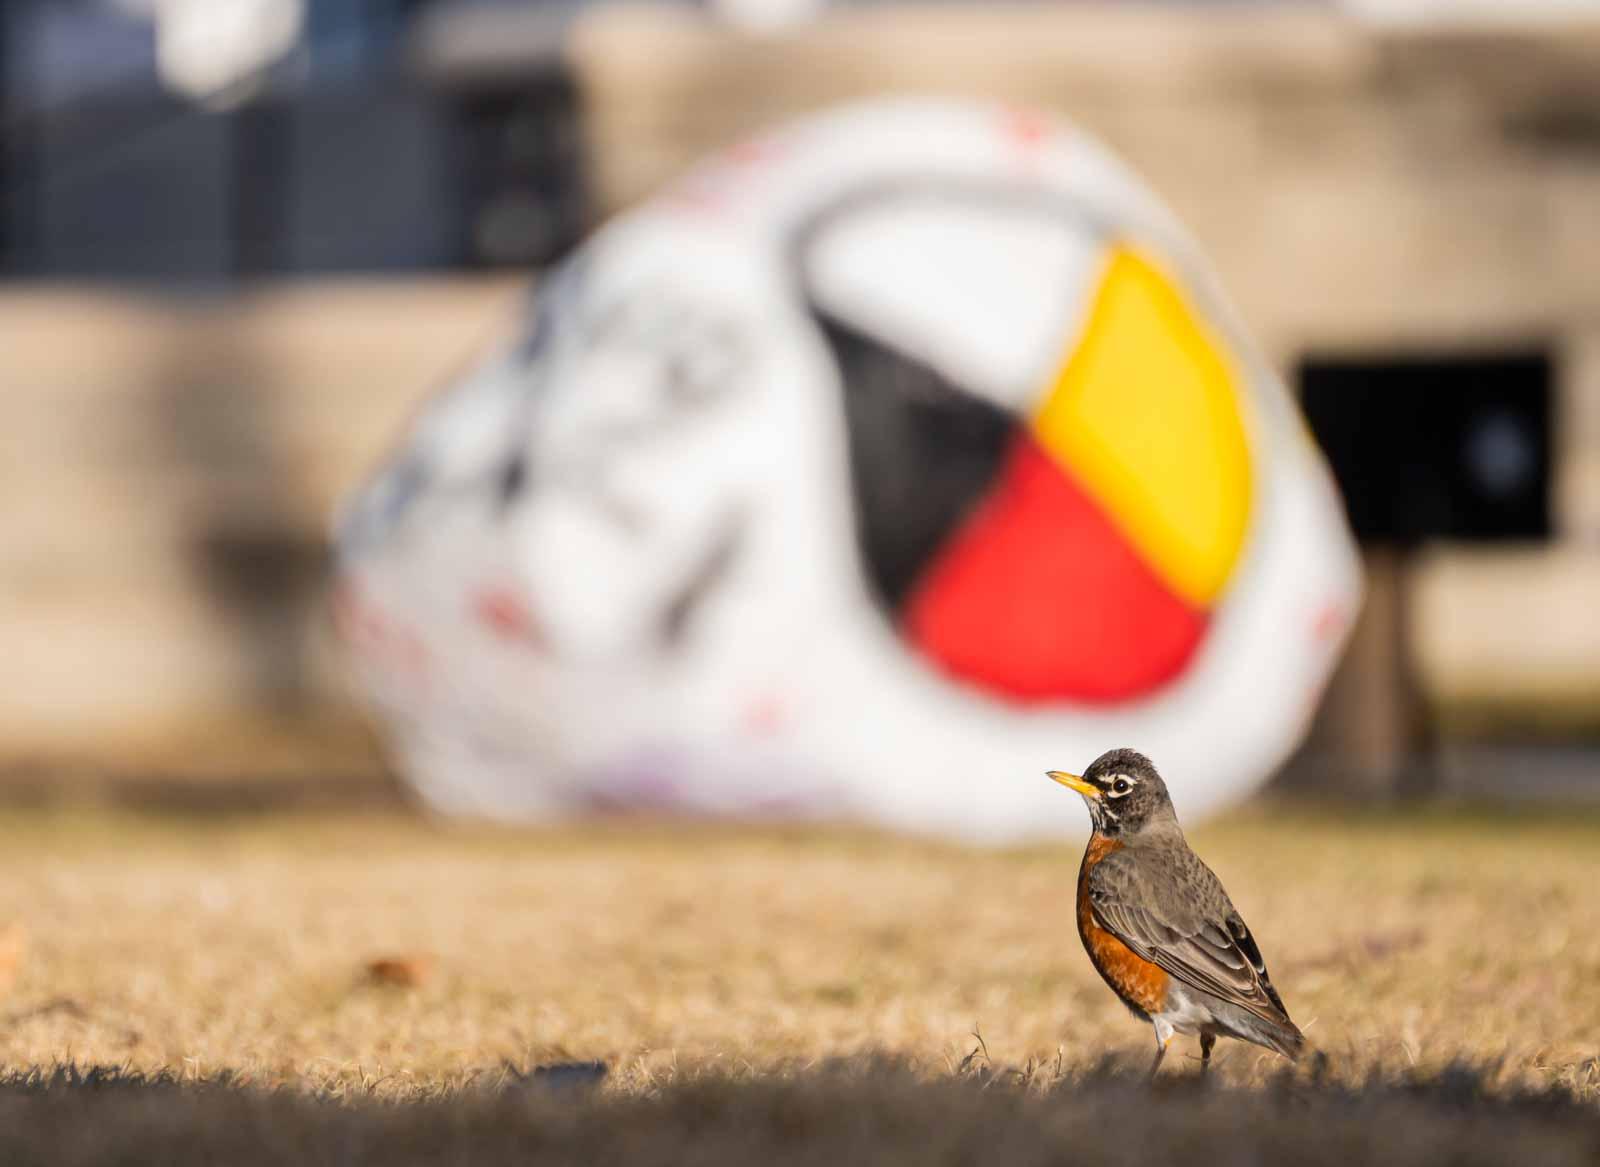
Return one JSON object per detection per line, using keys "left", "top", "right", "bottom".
{"left": 815, "top": 311, "right": 1016, "bottom": 610}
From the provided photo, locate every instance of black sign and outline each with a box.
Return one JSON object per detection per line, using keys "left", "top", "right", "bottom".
{"left": 1300, "top": 352, "right": 1551, "bottom": 544}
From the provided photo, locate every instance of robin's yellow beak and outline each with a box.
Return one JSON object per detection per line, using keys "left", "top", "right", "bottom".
{"left": 1047, "top": 770, "right": 1098, "bottom": 797}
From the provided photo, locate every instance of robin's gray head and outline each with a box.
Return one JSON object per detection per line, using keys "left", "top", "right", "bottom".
{"left": 1047, "top": 749, "right": 1177, "bottom": 836}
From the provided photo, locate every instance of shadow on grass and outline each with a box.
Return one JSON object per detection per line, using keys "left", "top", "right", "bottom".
{"left": 3, "top": 1057, "right": 1600, "bottom": 1166}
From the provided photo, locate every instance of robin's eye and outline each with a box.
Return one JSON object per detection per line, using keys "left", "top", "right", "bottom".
{"left": 1110, "top": 777, "right": 1132, "bottom": 796}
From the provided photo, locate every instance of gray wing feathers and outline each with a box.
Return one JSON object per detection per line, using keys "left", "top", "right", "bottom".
{"left": 1086, "top": 847, "right": 1293, "bottom": 1029}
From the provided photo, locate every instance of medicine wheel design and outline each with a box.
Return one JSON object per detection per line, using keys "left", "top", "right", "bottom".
{"left": 808, "top": 212, "right": 1253, "bottom": 705}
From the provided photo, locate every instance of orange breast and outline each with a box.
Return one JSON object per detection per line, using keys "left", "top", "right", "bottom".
{"left": 1077, "top": 835, "right": 1169, "bottom": 1018}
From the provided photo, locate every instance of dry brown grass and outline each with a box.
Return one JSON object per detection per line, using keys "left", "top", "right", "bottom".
{"left": 1, "top": 802, "right": 1598, "bottom": 1104}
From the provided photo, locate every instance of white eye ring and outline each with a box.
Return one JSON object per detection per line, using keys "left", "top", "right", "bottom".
{"left": 1109, "top": 776, "right": 1134, "bottom": 797}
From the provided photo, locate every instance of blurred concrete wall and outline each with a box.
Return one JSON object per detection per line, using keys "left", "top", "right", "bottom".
{"left": 0, "top": 279, "right": 522, "bottom": 779}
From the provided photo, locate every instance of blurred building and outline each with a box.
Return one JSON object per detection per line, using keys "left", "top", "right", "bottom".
{"left": 0, "top": 0, "right": 584, "bottom": 278}
{"left": 2, "top": 0, "right": 1599, "bottom": 795}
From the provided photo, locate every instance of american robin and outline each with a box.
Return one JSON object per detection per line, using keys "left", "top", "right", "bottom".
{"left": 1048, "top": 748, "right": 1304, "bottom": 1075}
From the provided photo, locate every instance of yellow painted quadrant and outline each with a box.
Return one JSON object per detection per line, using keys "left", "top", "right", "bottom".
{"left": 1032, "top": 246, "right": 1252, "bottom": 606}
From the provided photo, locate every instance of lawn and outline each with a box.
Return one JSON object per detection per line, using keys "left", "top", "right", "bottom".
{"left": 1, "top": 800, "right": 1597, "bottom": 1105}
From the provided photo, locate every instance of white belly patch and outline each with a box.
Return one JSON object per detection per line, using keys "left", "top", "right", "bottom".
{"left": 1153, "top": 985, "right": 1216, "bottom": 1036}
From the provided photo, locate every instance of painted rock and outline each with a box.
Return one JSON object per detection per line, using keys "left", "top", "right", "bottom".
{"left": 334, "top": 98, "right": 1362, "bottom": 841}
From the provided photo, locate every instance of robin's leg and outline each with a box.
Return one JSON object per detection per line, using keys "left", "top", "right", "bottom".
{"left": 1149, "top": 1018, "right": 1175, "bottom": 1079}
{"left": 1199, "top": 1032, "right": 1216, "bottom": 1076}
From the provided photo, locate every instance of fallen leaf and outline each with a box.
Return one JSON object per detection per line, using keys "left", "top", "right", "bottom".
{"left": 504, "top": 1061, "right": 610, "bottom": 1092}
{"left": 5, "top": 997, "right": 86, "bottom": 1025}
{"left": 1297, "top": 927, "right": 1426, "bottom": 972}
{"left": 1361, "top": 927, "right": 1426, "bottom": 960}
{"left": 0, "top": 922, "right": 26, "bottom": 998}
{"left": 364, "top": 954, "right": 434, "bottom": 988}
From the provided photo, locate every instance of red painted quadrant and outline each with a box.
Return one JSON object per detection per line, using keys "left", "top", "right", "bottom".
{"left": 902, "top": 435, "right": 1207, "bottom": 703}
